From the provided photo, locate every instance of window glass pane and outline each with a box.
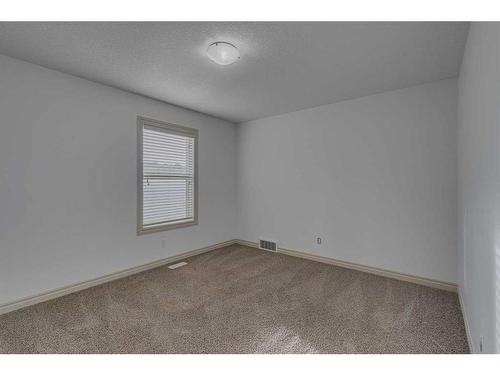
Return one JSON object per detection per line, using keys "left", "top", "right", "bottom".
{"left": 143, "top": 126, "right": 194, "bottom": 176}
{"left": 143, "top": 178, "right": 193, "bottom": 226}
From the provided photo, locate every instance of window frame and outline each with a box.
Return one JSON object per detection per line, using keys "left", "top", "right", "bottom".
{"left": 137, "top": 116, "right": 198, "bottom": 235}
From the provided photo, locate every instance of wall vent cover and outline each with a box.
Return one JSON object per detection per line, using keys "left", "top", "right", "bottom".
{"left": 259, "top": 238, "right": 278, "bottom": 252}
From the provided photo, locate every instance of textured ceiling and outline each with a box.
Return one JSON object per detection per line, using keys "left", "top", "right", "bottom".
{"left": 0, "top": 22, "right": 469, "bottom": 123}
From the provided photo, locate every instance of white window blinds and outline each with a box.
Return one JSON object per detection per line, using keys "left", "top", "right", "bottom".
{"left": 138, "top": 118, "right": 198, "bottom": 234}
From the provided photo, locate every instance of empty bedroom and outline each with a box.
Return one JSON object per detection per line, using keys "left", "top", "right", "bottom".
{"left": 1, "top": 1, "right": 499, "bottom": 372}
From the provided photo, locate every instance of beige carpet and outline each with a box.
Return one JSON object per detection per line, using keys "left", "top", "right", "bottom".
{"left": 0, "top": 244, "right": 469, "bottom": 353}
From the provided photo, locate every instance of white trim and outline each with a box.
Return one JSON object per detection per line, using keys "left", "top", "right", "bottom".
{"left": 0, "top": 239, "right": 460, "bottom": 317}
{"left": 0, "top": 239, "right": 237, "bottom": 316}
{"left": 458, "top": 286, "right": 474, "bottom": 353}
{"left": 236, "top": 239, "right": 458, "bottom": 292}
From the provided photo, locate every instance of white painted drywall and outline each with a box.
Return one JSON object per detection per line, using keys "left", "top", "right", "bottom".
{"left": 236, "top": 79, "right": 458, "bottom": 284}
{"left": 457, "top": 23, "right": 500, "bottom": 354}
{"left": 0, "top": 54, "right": 237, "bottom": 305}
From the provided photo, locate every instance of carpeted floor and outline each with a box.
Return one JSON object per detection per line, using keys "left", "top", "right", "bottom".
{"left": 0, "top": 244, "right": 469, "bottom": 353}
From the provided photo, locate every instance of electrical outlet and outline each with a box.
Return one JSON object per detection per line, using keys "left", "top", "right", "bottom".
{"left": 315, "top": 236, "right": 322, "bottom": 245}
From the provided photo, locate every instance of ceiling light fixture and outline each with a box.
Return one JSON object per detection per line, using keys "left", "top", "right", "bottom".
{"left": 206, "top": 42, "right": 240, "bottom": 66}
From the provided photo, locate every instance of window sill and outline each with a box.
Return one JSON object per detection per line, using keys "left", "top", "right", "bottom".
{"left": 137, "top": 219, "right": 198, "bottom": 235}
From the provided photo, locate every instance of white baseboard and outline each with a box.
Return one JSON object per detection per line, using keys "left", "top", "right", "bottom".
{"left": 458, "top": 286, "right": 474, "bottom": 353}
{"left": 0, "top": 238, "right": 459, "bottom": 316}
{"left": 236, "top": 239, "right": 458, "bottom": 292}
{"left": 0, "top": 239, "right": 238, "bottom": 316}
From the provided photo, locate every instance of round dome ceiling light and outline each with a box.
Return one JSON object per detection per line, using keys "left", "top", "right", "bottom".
{"left": 206, "top": 42, "right": 240, "bottom": 66}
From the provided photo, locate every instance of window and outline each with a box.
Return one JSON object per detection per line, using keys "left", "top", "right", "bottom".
{"left": 137, "top": 117, "right": 198, "bottom": 234}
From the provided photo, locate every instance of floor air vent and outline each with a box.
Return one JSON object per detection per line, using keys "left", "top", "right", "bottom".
{"left": 168, "top": 261, "right": 187, "bottom": 270}
{"left": 259, "top": 238, "right": 278, "bottom": 252}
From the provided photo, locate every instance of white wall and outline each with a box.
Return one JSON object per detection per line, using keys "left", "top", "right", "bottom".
{"left": 0, "top": 54, "right": 237, "bottom": 305}
{"left": 237, "top": 79, "right": 458, "bottom": 284}
{"left": 457, "top": 23, "right": 500, "bottom": 354}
